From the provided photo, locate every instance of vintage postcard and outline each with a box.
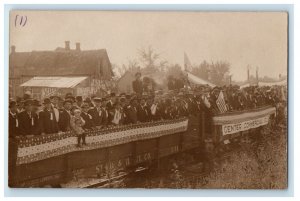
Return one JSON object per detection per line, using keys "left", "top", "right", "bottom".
{"left": 8, "top": 10, "right": 288, "bottom": 189}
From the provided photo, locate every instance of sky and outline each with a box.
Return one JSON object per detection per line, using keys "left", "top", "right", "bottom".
{"left": 10, "top": 11, "right": 288, "bottom": 81}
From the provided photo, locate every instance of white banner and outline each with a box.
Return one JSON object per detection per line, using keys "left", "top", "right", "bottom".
{"left": 222, "top": 115, "right": 269, "bottom": 136}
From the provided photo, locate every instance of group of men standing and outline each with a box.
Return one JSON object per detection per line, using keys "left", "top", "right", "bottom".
{"left": 9, "top": 73, "right": 286, "bottom": 140}
{"left": 8, "top": 91, "right": 194, "bottom": 139}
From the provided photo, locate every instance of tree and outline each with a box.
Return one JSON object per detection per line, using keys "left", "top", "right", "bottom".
{"left": 192, "top": 60, "right": 210, "bottom": 80}
{"left": 191, "top": 60, "right": 230, "bottom": 86}
{"left": 113, "top": 59, "right": 140, "bottom": 78}
{"left": 138, "top": 46, "right": 160, "bottom": 70}
{"left": 210, "top": 61, "right": 230, "bottom": 86}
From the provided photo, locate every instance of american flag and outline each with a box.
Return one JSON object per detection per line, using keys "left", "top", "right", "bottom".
{"left": 216, "top": 91, "right": 228, "bottom": 113}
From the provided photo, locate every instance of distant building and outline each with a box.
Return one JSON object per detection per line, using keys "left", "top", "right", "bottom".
{"left": 117, "top": 67, "right": 165, "bottom": 94}
{"left": 9, "top": 41, "right": 114, "bottom": 98}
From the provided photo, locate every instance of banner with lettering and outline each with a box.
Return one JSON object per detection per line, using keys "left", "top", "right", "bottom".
{"left": 222, "top": 115, "right": 269, "bottom": 135}
{"left": 212, "top": 106, "right": 276, "bottom": 136}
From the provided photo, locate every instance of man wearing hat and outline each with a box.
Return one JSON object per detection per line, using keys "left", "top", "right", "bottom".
{"left": 124, "top": 97, "right": 138, "bottom": 124}
{"left": 50, "top": 95, "right": 61, "bottom": 120}
{"left": 9, "top": 100, "right": 19, "bottom": 138}
{"left": 16, "top": 97, "right": 24, "bottom": 113}
{"left": 75, "top": 96, "right": 84, "bottom": 108}
{"left": 132, "top": 72, "right": 143, "bottom": 96}
{"left": 50, "top": 95, "right": 59, "bottom": 108}
{"left": 58, "top": 99, "right": 73, "bottom": 132}
{"left": 88, "top": 97, "right": 103, "bottom": 127}
{"left": 8, "top": 100, "right": 20, "bottom": 187}
{"left": 106, "top": 93, "right": 116, "bottom": 111}
{"left": 18, "top": 99, "right": 39, "bottom": 136}
{"left": 81, "top": 103, "right": 95, "bottom": 130}
{"left": 84, "top": 97, "right": 95, "bottom": 108}
{"left": 99, "top": 98, "right": 109, "bottom": 127}
{"left": 137, "top": 96, "right": 150, "bottom": 122}
{"left": 39, "top": 98, "right": 59, "bottom": 134}
{"left": 65, "top": 93, "right": 76, "bottom": 104}
{"left": 109, "top": 101, "right": 126, "bottom": 125}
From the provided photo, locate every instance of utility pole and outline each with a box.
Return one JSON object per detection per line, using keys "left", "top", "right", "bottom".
{"left": 247, "top": 65, "right": 250, "bottom": 82}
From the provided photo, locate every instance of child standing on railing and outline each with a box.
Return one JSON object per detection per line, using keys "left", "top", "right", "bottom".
{"left": 70, "top": 109, "right": 86, "bottom": 147}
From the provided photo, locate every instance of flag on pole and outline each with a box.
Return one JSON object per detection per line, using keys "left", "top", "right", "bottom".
{"left": 216, "top": 91, "right": 228, "bottom": 113}
{"left": 184, "top": 52, "right": 193, "bottom": 72}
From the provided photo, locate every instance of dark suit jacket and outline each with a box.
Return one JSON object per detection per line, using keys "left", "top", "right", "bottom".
{"left": 125, "top": 105, "right": 138, "bottom": 124}
{"left": 132, "top": 80, "right": 143, "bottom": 95}
{"left": 106, "top": 101, "right": 114, "bottom": 111}
{"left": 137, "top": 105, "right": 149, "bottom": 122}
{"left": 9, "top": 111, "right": 19, "bottom": 138}
{"left": 39, "top": 109, "right": 59, "bottom": 134}
{"left": 88, "top": 107, "right": 102, "bottom": 126}
{"left": 18, "top": 111, "right": 39, "bottom": 136}
{"left": 58, "top": 109, "right": 71, "bottom": 132}
{"left": 100, "top": 108, "right": 109, "bottom": 126}
{"left": 81, "top": 112, "right": 95, "bottom": 130}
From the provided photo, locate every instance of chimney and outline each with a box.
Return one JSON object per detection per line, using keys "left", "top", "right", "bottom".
{"left": 65, "top": 41, "right": 70, "bottom": 50}
{"left": 11, "top": 45, "right": 16, "bottom": 53}
{"left": 75, "top": 42, "right": 81, "bottom": 51}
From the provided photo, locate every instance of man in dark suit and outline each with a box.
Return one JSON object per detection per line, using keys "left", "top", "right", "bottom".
{"left": 9, "top": 101, "right": 19, "bottom": 138}
{"left": 18, "top": 99, "right": 39, "bottom": 136}
{"left": 88, "top": 97, "right": 102, "bottom": 127}
{"left": 106, "top": 93, "right": 116, "bottom": 111}
{"left": 81, "top": 103, "right": 95, "bottom": 130}
{"left": 39, "top": 98, "right": 59, "bottom": 134}
{"left": 75, "top": 96, "right": 84, "bottom": 108}
{"left": 8, "top": 101, "right": 20, "bottom": 187}
{"left": 137, "top": 97, "right": 149, "bottom": 122}
{"left": 132, "top": 72, "right": 143, "bottom": 96}
{"left": 58, "top": 100, "right": 72, "bottom": 132}
{"left": 125, "top": 97, "right": 138, "bottom": 124}
{"left": 100, "top": 98, "right": 109, "bottom": 127}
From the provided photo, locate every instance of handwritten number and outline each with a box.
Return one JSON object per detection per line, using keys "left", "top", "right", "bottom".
{"left": 14, "top": 15, "right": 27, "bottom": 27}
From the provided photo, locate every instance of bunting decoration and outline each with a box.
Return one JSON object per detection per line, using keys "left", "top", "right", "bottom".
{"left": 16, "top": 118, "right": 189, "bottom": 165}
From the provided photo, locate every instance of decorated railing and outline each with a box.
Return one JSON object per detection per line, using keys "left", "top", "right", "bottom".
{"left": 16, "top": 117, "right": 189, "bottom": 166}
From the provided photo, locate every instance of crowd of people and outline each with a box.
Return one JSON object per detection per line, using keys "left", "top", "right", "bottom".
{"left": 8, "top": 72, "right": 286, "bottom": 147}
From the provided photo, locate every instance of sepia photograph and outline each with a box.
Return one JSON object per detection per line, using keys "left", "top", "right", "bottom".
{"left": 8, "top": 10, "right": 288, "bottom": 189}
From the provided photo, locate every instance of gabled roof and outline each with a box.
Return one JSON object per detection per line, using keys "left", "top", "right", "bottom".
{"left": 20, "top": 76, "right": 88, "bottom": 88}
{"left": 10, "top": 49, "right": 112, "bottom": 78}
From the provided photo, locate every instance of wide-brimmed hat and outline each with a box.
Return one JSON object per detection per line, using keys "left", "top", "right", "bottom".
{"left": 24, "top": 99, "right": 33, "bottom": 106}
{"left": 50, "top": 95, "right": 59, "bottom": 100}
{"left": 93, "top": 97, "right": 102, "bottom": 103}
{"left": 43, "top": 98, "right": 51, "bottom": 104}
{"left": 63, "top": 99, "right": 73, "bottom": 105}
{"left": 81, "top": 103, "right": 90, "bottom": 108}
{"left": 33, "top": 99, "right": 42, "bottom": 107}
{"left": 76, "top": 96, "right": 83, "bottom": 102}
